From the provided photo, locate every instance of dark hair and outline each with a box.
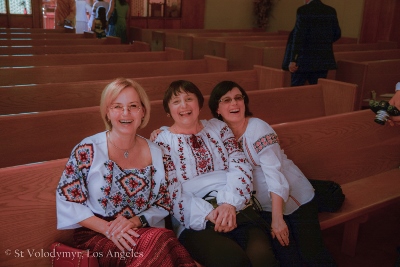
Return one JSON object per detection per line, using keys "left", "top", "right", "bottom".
{"left": 96, "top": 6, "right": 107, "bottom": 30}
{"left": 208, "top": 81, "right": 253, "bottom": 120}
{"left": 162, "top": 80, "right": 204, "bottom": 114}
{"left": 118, "top": 0, "right": 128, "bottom": 5}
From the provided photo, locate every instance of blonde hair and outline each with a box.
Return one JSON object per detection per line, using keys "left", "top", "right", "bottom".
{"left": 100, "top": 78, "right": 151, "bottom": 130}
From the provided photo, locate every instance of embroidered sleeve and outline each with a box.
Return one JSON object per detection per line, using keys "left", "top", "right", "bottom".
{"left": 57, "top": 143, "right": 94, "bottom": 205}
{"left": 251, "top": 120, "right": 290, "bottom": 201}
{"left": 210, "top": 119, "right": 253, "bottom": 210}
{"left": 56, "top": 143, "right": 96, "bottom": 230}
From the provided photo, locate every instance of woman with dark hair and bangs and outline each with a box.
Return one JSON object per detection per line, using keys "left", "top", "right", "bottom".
{"left": 208, "top": 80, "right": 337, "bottom": 266}
{"left": 153, "top": 80, "right": 278, "bottom": 267}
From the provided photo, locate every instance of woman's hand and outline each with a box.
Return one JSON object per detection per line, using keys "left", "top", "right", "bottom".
{"left": 106, "top": 215, "right": 140, "bottom": 252}
{"left": 212, "top": 203, "right": 237, "bottom": 232}
{"left": 149, "top": 128, "right": 162, "bottom": 141}
{"left": 271, "top": 216, "right": 289, "bottom": 247}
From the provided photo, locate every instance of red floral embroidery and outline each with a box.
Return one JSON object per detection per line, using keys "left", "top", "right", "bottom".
{"left": 61, "top": 180, "right": 87, "bottom": 203}
{"left": 254, "top": 133, "right": 279, "bottom": 153}
{"left": 74, "top": 144, "right": 93, "bottom": 169}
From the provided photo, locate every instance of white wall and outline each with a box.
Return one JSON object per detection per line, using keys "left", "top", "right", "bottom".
{"left": 204, "top": 0, "right": 255, "bottom": 29}
{"left": 204, "top": 0, "right": 364, "bottom": 39}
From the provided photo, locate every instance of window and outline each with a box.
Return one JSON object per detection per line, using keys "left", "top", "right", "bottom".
{"left": 0, "top": 0, "right": 32, "bottom": 15}
{"left": 131, "top": 0, "right": 181, "bottom": 18}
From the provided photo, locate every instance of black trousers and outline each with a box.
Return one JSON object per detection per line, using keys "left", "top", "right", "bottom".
{"left": 178, "top": 222, "right": 278, "bottom": 267}
{"left": 291, "top": 70, "right": 329, "bottom": 86}
{"left": 261, "top": 199, "right": 337, "bottom": 267}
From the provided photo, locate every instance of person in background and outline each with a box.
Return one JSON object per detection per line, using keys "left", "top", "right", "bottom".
{"left": 75, "top": 0, "right": 91, "bottom": 33}
{"left": 107, "top": 0, "right": 130, "bottom": 44}
{"left": 91, "top": 6, "right": 107, "bottom": 39}
{"left": 88, "top": 0, "right": 109, "bottom": 32}
{"left": 56, "top": 78, "right": 197, "bottom": 267}
{"left": 388, "top": 82, "right": 400, "bottom": 126}
{"left": 208, "top": 80, "right": 337, "bottom": 266}
{"left": 153, "top": 80, "right": 278, "bottom": 267}
{"left": 55, "top": 0, "right": 76, "bottom": 29}
{"left": 284, "top": 0, "right": 341, "bottom": 86}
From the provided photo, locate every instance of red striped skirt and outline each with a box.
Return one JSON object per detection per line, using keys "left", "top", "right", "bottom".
{"left": 73, "top": 227, "right": 196, "bottom": 267}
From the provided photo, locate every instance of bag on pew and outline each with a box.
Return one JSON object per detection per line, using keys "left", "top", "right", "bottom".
{"left": 309, "top": 179, "right": 345, "bottom": 213}
{"left": 50, "top": 242, "right": 99, "bottom": 267}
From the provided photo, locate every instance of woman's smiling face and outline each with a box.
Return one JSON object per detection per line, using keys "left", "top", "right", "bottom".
{"left": 107, "top": 86, "right": 145, "bottom": 134}
{"left": 168, "top": 90, "right": 201, "bottom": 127}
{"left": 217, "top": 87, "right": 246, "bottom": 124}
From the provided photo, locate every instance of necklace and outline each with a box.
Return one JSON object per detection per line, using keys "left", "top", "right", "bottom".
{"left": 107, "top": 132, "right": 136, "bottom": 159}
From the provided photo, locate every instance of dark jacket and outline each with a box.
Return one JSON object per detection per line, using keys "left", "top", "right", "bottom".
{"left": 282, "top": 0, "right": 341, "bottom": 72}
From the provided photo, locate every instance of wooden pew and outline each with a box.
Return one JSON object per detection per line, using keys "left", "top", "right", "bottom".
{"left": 0, "top": 47, "right": 184, "bottom": 68}
{"left": 0, "top": 158, "right": 74, "bottom": 267}
{"left": 149, "top": 28, "right": 269, "bottom": 51}
{"left": 207, "top": 39, "right": 288, "bottom": 71}
{"left": 334, "top": 48, "right": 400, "bottom": 62}
{"left": 240, "top": 41, "right": 398, "bottom": 71}
{"left": 0, "top": 27, "right": 71, "bottom": 33}
{"left": 273, "top": 110, "right": 400, "bottom": 256}
{"left": 179, "top": 34, "right": 289, "bottom": 60}
{"left": 335, "top": 59, "right": 400, "bottom": 109}
{"left": 130, "top": 28, "right": 266, "bottom": 48}
{"left": 0, "top": 55, "right": 227, "bottom": 86}
{"left": 0, "top": 65, "right": 301, "bottom": 115}
{"left": 0, "top": 32, "right": 89, "bottom": 39}
{"left": 204, "top": 36, "right": 358, "bottom": 71}
{"left": 146, "top": 78, "right": 357, "bottom": 133}
{"left": 1, "top": 107, "right": 397, "bottom": 266}
{"left": 0, "top": 42, "right": 150, "bottom": 55}
{"left": 0, "top": 65, "right": 269, "bottom": 114}
{"left": 0, "top": 78, "right": 357, "bottom": 168}
{"left": 0, "top": 37, "right": 121, "bottom": 46}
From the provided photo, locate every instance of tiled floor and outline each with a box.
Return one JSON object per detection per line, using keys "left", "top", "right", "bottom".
{"left": 322, "top": 201, "right": 400, "bottom": 267}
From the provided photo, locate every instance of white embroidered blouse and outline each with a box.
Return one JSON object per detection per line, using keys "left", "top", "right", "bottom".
{"left": 154, "top": 119, "right": 253, "bottom": 236}
{"left": 239, "top": 118, "right": 315, "bottom": 215}
{"left": 56, "top": 132, "right": 170, "bottom": 230}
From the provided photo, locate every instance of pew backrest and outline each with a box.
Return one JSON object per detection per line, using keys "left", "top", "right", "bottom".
{"left": 0, "top": 56, "right": 228, "bottom": 86}
{"left": 0, "top": 47, "right": 184, "bottom": 67}
{"left": 272, "top": 109, "right": 400, "bottom": 184}
{"left": 0, "top": 37, "right": 120, "bottom": 46}
{"left": 0, "top": 68, "right": 259, "bottom": 114}
{"left": 0, "top": 78, "right": 357, "bottom": 168}
{"left": 0, "top": 42, "right": 150, "bottom": 55}
{"left": 335, "top": 59, "right": 400, "bottom": 109}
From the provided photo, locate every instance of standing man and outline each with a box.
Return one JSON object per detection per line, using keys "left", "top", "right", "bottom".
{"left": 55, "top": 0, "right": 76, "bottom": 29}
{"left": 283, "top": 0, "right": 341, "bottom": 86}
